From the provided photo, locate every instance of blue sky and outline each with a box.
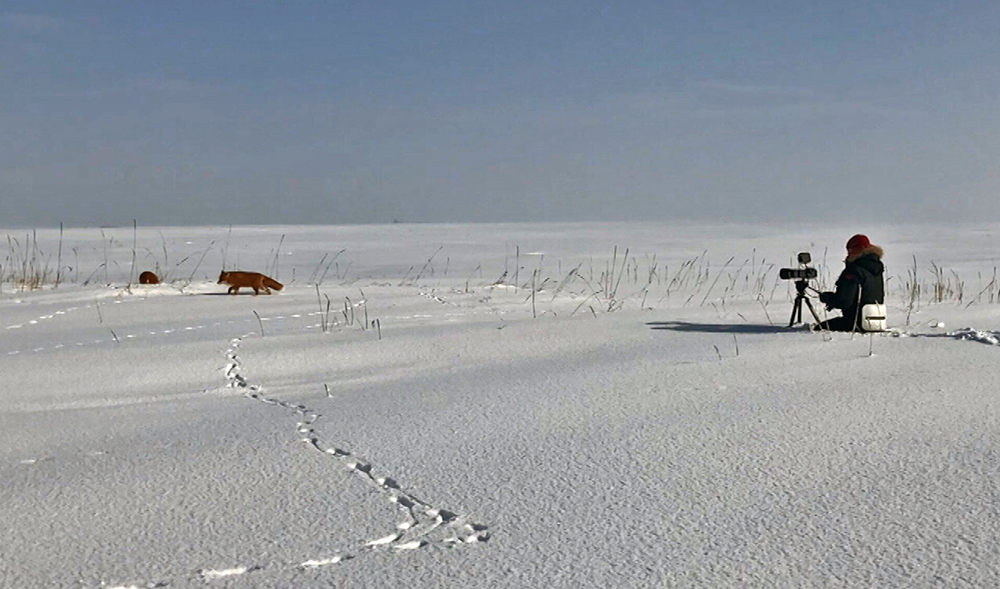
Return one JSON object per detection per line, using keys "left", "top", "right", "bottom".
{"left": 2, "top": 1, "right": 998, "bottom": 226}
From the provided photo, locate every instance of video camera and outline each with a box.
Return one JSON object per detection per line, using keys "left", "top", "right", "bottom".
{"left": 781, "top": 252, "right": 821, "bottom": 327}
{"left": 779, "top": 252, "right": 818, "bottom": 280}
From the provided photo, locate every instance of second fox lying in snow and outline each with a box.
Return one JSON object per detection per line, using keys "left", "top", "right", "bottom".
{"left": 217, "top": 271, "right": 284, "bottom": 295}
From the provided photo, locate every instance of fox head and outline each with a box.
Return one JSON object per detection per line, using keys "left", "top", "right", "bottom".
{"left": 218, "top": 271, "right": 229, "bottom": 283}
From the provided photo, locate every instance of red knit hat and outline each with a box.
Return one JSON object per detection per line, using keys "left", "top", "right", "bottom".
{"left": 846, "top": 234, "right": 871, "bottom": 255}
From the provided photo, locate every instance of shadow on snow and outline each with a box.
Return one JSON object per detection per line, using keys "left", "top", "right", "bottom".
{"left": 646, "top": 321, "right": 794, "bottom": 335}
{"left": 196, "top": 291, "right": 276, "bottom": 296}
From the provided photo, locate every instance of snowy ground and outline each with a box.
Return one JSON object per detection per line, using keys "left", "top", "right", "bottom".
{"left": 2, "top": 222, "right": 999, "bottom": 588}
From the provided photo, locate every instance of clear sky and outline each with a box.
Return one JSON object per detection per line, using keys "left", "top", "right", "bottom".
{"left": 2, "top": 1, "right": 999, "bottom": 227}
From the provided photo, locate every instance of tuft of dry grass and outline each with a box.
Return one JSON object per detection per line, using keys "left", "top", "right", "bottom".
{"left": 4, "top": 232, "right": 53, "bottom": 291}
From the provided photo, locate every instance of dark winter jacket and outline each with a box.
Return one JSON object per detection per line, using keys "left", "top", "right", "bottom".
{"left": 819, "top": 246, "right": 885, "bottom": 326}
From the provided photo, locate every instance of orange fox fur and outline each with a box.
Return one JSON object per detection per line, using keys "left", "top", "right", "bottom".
{"left": 218, "top": 271, "right": 284, "bottom": 295}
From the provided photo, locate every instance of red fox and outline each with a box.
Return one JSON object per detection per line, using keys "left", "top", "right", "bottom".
{"left": 218, "top": 271, "right": 284, "bottom": 295}
{"left": 139, "top": 271, "right": 160, "bottom": 284}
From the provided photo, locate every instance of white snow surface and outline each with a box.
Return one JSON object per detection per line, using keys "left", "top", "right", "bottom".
{"left": 2, "top": 222, "right": 999, "bottom": 588}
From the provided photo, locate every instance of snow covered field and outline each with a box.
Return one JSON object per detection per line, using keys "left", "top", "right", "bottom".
{"left": 2, "top": 222, "right": 999, "bottom": 588}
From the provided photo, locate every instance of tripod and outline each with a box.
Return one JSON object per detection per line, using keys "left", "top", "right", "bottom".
{"left": 788, "top": 279, "right": 822, "bottom": 327}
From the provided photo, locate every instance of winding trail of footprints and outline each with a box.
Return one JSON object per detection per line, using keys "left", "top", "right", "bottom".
{"left": 4, "top": 307, "right": 77, "bottom": 330}
{"left": 2, "top": 290, "right": 510, "bottom": 356}
{"left": 102, "top": 332, "right": 489, "bottom": 587}
{"left": 225, "top": 334, "right": 490, "bottom": 553}
{"left": 3, "top": 306, "right": 318, "bottom": 356}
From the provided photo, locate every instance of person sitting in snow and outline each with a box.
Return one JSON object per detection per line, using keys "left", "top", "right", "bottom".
{"left": 814, "top": 234, "right": 885, "bottom": 332}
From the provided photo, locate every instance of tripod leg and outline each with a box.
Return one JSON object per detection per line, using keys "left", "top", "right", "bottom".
{"left": 803, "top": 298, "right": 822, "bottom": 324}
{"left": 789, "top": 296, "right": 802, "bottom": 327}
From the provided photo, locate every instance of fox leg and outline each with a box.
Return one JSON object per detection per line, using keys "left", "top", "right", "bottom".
{"left": 228, "top": 285, "right": 240, "bottom": 294}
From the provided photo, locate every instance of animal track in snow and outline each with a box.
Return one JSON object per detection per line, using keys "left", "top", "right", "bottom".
{"left": 4, "top": 306, "right": 83, "bottom": 331}
{"left": 225, "top": 335, "right": 489, "bottom": 552}
{"left": 200, "top": 565, "right": 260, "bottom": 580}
{"left": 0, "top": 309, "right": 315, "bottom": 356}
{"left": 13, "top": 449, "right": 108, "bottom": 466}
{"left": 102, "top": 333, "right": 489, "bottom": 588}
{"left": 2, "top": 287, "right": 507, "bottom": 357}
{"left": 301, "top": 554, "right": 353, "bottom": 567}
{"left": 1, "top": 293, "right": 315, "bottom": 355}
{"left": 948, "top": 327, "right": 1000, "bottom": 346}
{"left": 895, "top": 327, "right": 1000, "bottom": 347}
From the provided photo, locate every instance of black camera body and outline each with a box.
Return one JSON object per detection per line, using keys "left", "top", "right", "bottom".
{"left": 779, "top": 252, "right": 817, "bottom": 280}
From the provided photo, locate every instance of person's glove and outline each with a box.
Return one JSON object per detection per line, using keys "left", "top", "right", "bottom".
{"left": 818, "top": 291, "right": 834, "bottom": 310}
